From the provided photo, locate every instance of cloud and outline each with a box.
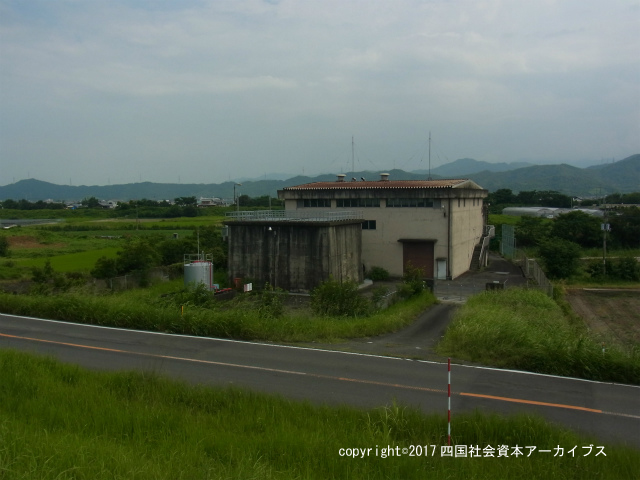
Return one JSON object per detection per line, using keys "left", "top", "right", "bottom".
{"left": 1, "top": 0, "right": 638, "bottom": 185}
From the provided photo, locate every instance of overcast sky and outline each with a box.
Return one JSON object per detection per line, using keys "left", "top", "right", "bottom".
{"left": 1, "top": 0, "right": 639, "bottom": 186}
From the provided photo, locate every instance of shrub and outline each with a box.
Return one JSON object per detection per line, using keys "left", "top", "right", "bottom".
{"left": 538, "top": 238, "right": 581, "bottom": 279}
{"left": 611, "top": 256, "right": 640, "bottom": 281}
{"left": 367, "top": 266, "right": 390, "bottom": 281}
{"left": 311, "top": 278, "right": 371, "bottom": 317}
{"left": 370, "top": 286, "right": 390, "bottom": 310}
{"left": 259, "top": 282, "right": 286, "bottom": 319}
{"left": 402, "top": 263, "right": 425, "bottom": 297}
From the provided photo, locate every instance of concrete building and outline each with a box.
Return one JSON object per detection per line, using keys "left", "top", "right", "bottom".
{"left": 277, "top": 173, "right": 490, "bottom": 280}
{"left": 224, "top": 211, "right": 363, "bottom": 292}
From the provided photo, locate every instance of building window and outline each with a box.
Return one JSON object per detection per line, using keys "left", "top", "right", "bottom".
{"left": 386, "top": 198, "right": 434, "bottom": 207}
{"left": 297, "top": 199, "right": 330, "bottom": 208}
{"left": 336, "top": 198, "right": 380, "bottom": 207}
{"left": 362, "top": 220, "right": 377, "bottom": 230}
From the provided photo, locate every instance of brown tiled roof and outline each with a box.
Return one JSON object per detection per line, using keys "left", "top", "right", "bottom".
{"left": 283, "top": 179, "right": 479, "bottom": 190}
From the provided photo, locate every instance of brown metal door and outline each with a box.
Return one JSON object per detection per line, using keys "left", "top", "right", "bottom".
{"left": 402, "top": 241, "right": 434, "bottom": 278}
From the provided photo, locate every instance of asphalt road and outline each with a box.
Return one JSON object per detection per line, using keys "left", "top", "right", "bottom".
{"left": 1, "top": 313, "right": 639, "bottom": 449}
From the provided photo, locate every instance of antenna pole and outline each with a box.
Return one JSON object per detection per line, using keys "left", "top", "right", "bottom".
{"left": 428, "top": 131, "right": 432, "bottom": 180}
{"left": 352, "top": 135, "right": 355, "bottom": 174}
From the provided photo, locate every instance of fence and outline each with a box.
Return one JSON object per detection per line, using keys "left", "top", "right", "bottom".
{"left": 514, "top": 250, "right": 554, "bottom": 297}
{"left": 94, "top": 267, "right": 170, "bottom": 291}
{"left": 225, "top": 210, "right": 363, "bottom": 222}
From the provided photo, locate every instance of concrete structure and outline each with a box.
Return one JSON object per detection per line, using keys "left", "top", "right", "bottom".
{"left": 224, "top": 211, "right": 363, "bottom": 292}
{"left": 278, "top": 174, "right": 489, "bottom": 280}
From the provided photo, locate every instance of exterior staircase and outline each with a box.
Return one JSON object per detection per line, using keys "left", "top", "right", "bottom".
{"left": 470, "top": 225, "right": 496, "bottom": 271}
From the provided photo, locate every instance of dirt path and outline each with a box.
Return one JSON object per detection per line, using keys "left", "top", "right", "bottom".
{"left": 302, "top": 303, "right": 457, "bottom": 360}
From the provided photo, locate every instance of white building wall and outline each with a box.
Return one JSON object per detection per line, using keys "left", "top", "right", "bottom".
{"left": 450, "top": 197, "right": 485, "bottom": 278}
{"left": 283, "top": 197, "right": 474, "bottom": 278}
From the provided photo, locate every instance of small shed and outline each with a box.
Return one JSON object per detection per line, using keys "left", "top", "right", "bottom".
{"left": 224, "top": 211, "right": 363, "bottom": 292}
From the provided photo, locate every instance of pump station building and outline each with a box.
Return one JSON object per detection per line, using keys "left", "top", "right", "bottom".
{"left": 224, "top": 173, "right": 490, "bottom": 292}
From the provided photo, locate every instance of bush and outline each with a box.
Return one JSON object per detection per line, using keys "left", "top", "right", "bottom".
{"left": 538, "top": 238, "right": 581, "bottom": 279}
{"left": 401, "top": 263, "right": 425, "bottom": 297}
{"left": 259, "top": 283, "right": 286, "bottom": 319}
{"left": 311, "top": 278, "right": 371, "bottom": 317}
{"left": 585, "top": 256, "right": 640, "bottom": 282}
{"left": 367, "top": 266, "right": 390, "bottom": 281}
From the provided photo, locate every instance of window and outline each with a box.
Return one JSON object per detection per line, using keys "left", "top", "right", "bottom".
{"left": 386, "top": 198, "right": 434, "bottom": 208}
{"left": 362, "top": 220, "right": 377, "bottom": 230}
{"left": 336, "top": 198, "right": 380, "bottom": 207}
{"left": 297, "top": 199, "right": 330, "bottom": 208}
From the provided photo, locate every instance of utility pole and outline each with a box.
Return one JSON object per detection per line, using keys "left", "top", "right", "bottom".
{"left": 234, "top": 183, "right": 242, "bottom": 212}
{"left": 602, "top": 209, "right": 610, "bottom": 276}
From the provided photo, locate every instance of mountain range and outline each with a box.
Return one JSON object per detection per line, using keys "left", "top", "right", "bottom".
{"left": 1, "top": 154, "right": 638, "bottom": 202}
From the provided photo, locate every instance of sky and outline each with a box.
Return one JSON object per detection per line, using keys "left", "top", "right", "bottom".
{"left": 1, "top": 0, "right": 639, "bottom": 186}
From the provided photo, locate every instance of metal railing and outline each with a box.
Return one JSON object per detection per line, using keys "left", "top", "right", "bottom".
{"left": 514, "top": 250, "right": 554, "bottom": 297}
{"left": 225, "top": 210, "right": 363, "bottom": 221}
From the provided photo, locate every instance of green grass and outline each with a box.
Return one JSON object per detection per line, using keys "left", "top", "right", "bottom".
{"left": 14, "top": 247, "right": 120, "bottom": 272}
{"left": 1, "top": 349, "right": 637, "bottom": 479}
{"left": 0, "top": 286, "right": 436, "bottom": 343}
{"left": 436, "top": 288, "right": 640, "bottom": 384}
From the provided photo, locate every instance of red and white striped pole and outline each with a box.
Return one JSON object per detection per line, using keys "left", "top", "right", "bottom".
{"left": 448, "top": 357, "right": 451, "bottom": 446}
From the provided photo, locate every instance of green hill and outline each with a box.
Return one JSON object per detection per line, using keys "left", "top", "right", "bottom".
{"left": 1, "top": 155, "right": 638, "bottom": 201}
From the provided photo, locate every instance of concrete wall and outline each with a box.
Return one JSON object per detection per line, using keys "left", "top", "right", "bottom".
{"left": 282, "top": 193, "right": 485, "bottom": 279}
{"left": 449, "top": 197, "right": 485, "bottom": 278}
{"left": 226, "top": 221, "right": 362, "bottom": 292}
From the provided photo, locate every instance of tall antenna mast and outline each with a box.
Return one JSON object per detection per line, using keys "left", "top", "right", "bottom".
{"left": 352, "top": 135, "right": 355, "bottom": 174}
{"left": 427, "top": 131, "right": 432, "bottom": 180}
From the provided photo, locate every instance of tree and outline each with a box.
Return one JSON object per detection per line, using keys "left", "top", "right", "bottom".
{"left": 116, "top": 237, "right": 161, "bottom": 274}
{"left": 91, "top": 256, "right": 119, "bottom": 280}
{"left": 81, "top": 196, "right": 101, "bottom": 208}
{"left": 1, "top": 199, "right": 19, "bottom": 209}
{"left": 174, "top": 196, "right": 197, "bottom": 206}
{"left": 538, "top": 238, "right": 581, "bottom": 279}
{"left": 550, "top": 211, "right": 601, "bottom": 248}
{"left": 514, "top": 190, "right": 571, "bottom": 208}
{"left": 609, "top": 207, "right": 640, "bottom": 249}
{"left": 491, "top": 188, "right": 515, "bottom": 205}
{"left": 311, "top": 278, "right": 371, "bottom": 317}
{"left": 515, "top": 217, "right": 551, "bottom": 247}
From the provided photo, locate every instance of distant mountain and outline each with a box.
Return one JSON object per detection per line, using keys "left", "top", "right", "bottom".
{"left": 585, "top": 154, "right": 640, "bottom": 192}
{"left": 413, "top": 158, "right": 534, "bottom": 177}
{"left": 1, "top": 155, "right": 638, "bottom": 201}
{"left": 469, "top": 155, "right": 639, "bottom": 194}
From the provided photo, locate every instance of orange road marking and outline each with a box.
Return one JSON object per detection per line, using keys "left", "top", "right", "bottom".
{"left": 460, "top": 392, "right": 602, "bottom": 413}
{"left": 2, "top": 332, "right": 631, "bottom": 418}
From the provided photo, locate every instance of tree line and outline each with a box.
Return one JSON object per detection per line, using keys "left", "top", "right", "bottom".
{"left": 90, "top": 226, "right": 227, "bottom": 285}
{"left": 507, "top": 209, "right": 640, "bottom": 280}
{"left": 1, "top": 195, "right": 283, "bottom": 218}
{"left": 487, "top": 189, "right": 640, "bottom": 213}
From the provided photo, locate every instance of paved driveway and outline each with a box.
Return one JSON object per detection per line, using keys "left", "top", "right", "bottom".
{"left": 434, "top": 253, "right": 528, "bottom": 303}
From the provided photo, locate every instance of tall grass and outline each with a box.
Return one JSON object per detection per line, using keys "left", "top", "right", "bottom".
{"left": 0, "top": 288, "right": 435, "bottom": 343}
{"left": 437, "top": 288, "right": 640, "bottom": 384}
{"left": 1, "top": 350, "right": 637, "bottom": 479}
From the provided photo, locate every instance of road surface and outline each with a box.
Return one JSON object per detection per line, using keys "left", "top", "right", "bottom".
{"left": 1, "top": 313, "right": 639, "bottom": 448}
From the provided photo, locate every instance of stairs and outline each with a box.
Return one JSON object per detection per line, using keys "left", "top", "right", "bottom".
{"left": 470, "top": 243, "right": 483, "bottom": 271}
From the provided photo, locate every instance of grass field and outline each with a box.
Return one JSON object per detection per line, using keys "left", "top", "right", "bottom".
{"left": 1, "top": 349, "right": 637, "bottom": 479}
{"left": 436, "top": 288, "right": 640, "bottom": 384}
{"left": 14, "top": 247, "right": 121, "bottom": 272}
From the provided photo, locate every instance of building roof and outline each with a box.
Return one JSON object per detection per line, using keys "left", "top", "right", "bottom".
{"left": 282, "top": 178, "right": 483, "bottom": 191}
